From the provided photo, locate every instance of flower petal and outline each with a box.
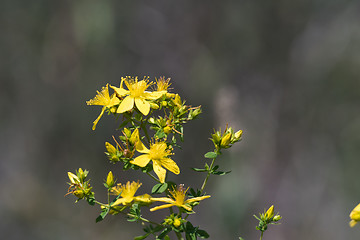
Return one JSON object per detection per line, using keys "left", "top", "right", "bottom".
{"left": 159, "top": 158, "right": 180, "bottom": 175}
{"left": 112, "top": 198, "right": 127, "bottom": 206}
{"left": 109, "top": 94, "right": 120, "bottom": 106}
{"left": 117, "top": 96, "right": 134, "bottom": 113}
{"left": 130, "top": 154, "right": 151, "bottom": 167}
{"left": 111, "top": 85, "right": 129, "bottom": 97}
{"left": 150, "top": 203, "right": 175, "bottom": 212}
{"left": 135, "top": 97, "right": 150, "bottom": 115}
{"left": 185, "top": 195, "right": 211, "bottom": 204}
{"left": 153, "top": 161, "right": 167, "bottom": 183}
{"left": 92, "top": 107, "right": 106, "bottom": 130}
{"left": 150, "top": 197, "right": 175, "bottom": 204}
{"left": 144, "top": 91, "right": 167, "bottom": 100}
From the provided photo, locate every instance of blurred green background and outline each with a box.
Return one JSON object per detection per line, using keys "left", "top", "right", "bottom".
{"left": 2, "top": 0, "right": 360, "bottom": 239}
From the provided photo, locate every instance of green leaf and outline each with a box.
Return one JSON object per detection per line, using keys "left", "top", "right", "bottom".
{"left": 196, "top": 229, "right": 209, "bottom": 238}
{"left": 155, "top": 129, "right": 166, "bottom": 139}
{"left": 152, "top": 183, "right": 168, "bottom": 194}
{"left": 157, "top": 228, "right": 172, "bottom": 239}
{"left": 191, "top": 168, "right": 207, "bottom": 172}
{"left": 134, "top": 234, "right": 149, "bottom": 240}
{"left": 204, "top": 152, "right": 217, "bottom": 159}
{"left": 211, "top": 170, "right": 231, "bottom": 176}
{"left": 87, "top": 196, "right": 95, "bottom": 206}
{"left": 96, "top": 207, "right": 110, "bottom": 223}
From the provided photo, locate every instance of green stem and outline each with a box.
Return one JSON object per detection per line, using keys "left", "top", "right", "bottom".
{"left": 175, "top": 231, "right": 184, "bottom": 240}
{"left": 94, "top": 200, "right": 161, "bottom": 226}
{"left": 200, "top": 157, "right": 216, "bottom": 193}
{"left": 147, "top": 172, "right": 161, "bottom": 183}
{"left": 260, "top": 231, "right": 264, "bottom": 240}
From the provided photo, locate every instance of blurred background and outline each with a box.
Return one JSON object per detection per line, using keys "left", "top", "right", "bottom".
{"left": 1, "top": 0, "right": 360, "bottom": 239}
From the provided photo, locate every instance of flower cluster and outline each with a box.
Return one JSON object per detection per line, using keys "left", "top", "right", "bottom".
{"left": 66, "top": 76, "right": 242, "bottom": 239}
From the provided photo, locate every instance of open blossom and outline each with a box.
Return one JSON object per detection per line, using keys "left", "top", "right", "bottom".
{"left": 130, "top": 141, "right": 179, "bottom": 183}
{"left": 86, "top": 84, "right": 120, "bottom": 130}
{"left": 150, "top": 185, "right": 210, "bottom": 212}
{"left": 111, "top": 77, "right": 166, "bottom": 116}
{"left": 111, "top": 181, "right": 151, "bottom": 206}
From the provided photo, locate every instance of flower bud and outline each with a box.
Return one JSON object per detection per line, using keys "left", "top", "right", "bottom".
{"left": 161, "top": 101, "right": 167, "bottom": 107}
{"left": 220, "top": 132, "right": 232, "bottom": 148}
{"left": 123, "top": 128, "right": 132, "bottom": 138}
{"left": 150, "top": 102, "right": 159, "bottom": 109}
{"left": 68, "top": 172, "right": 80, "bottom": 184}
{"left": 265, "top": 205, "right": 274, "bottom": 219}
{"left": 234, "top": 130, "right": 243, "bottom": 140}
{"left": 190, "top": 108, "right": 202, "bottom": 119}
{"left": 106, "top": 171, "right": 115, "bottom": 188}
{"left": 73, "top": 190, "right": 85, "bottom": 199}
{"left": 273, "top": 214, "right": 282, "bottom": 222}
{"left": 105, "top": 142, "right": 120, "bottom": 163}
{"left": 129, "top": 128, "right": 140, "bottom": 145}
{"left": 173, "top": 94, "right": 182, "bottom": 107}
{"left": 163, "top": 126, "right": 171, "bottom": 134}
{"left": 173, "top": 218, "right": 181, "bottom": 228}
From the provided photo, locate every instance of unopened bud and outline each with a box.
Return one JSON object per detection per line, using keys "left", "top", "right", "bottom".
{"left": 265, "top": 205, "right": 274, "bottom": 219}
{"left": 220, "top": 133, "right": 232, "bottom": 148}
{"left": 163, "top": 126, "right": 171, "bottom": 134}
{"left": 173, "top": 218, "right": 181, "bottom": 228}
{"left": 150, "top": 102, "right": 159, "bottom": 110}
{"left": 273, "top": 214, "right": 282, "bottom": 222}
{"left": 129, "top": 128, "right": 140, "bottom": 145}
{"left": 106, "top": 171, "right": 115, "bottom": 188}
{"left": 234, "top": 130, "right": 243, "bottom": 140}
{"left": 68, "top": 172, "right": 80, "bottom": 184}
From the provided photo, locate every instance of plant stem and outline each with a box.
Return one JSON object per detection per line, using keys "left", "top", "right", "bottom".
{"left": 175, "top": 231, "right": 184, "bottom": 240}
{"left": 147, "top": 172, "right": 161, "bottom": 183}
{"left": 200, "top": 157, "right": 216, "bottom": 193}
{"left": 260, "top": 231, "right": 264, "bottom": 240}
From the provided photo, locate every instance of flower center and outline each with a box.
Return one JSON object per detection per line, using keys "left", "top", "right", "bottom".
{"left": 171, "top": 185, "right": 187, "bottom": 205}
{"left": 149, "top": 142, "right": 170, "bottom": 160}
{"left": 127, "top": 80, "right": 150, "bottom": 98}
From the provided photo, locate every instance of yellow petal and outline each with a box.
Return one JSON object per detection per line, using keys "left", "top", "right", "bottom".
{"left": 117, "top": 96, "right": 134, "bottom": 113}
{"left": 153, "top": 161, "right": 166, "bottom": 183}
{"left": 150, "top": 203, "right": 175, "bottom": 212}
{"left": 150, "top": 197, "right": 175, "bottom": 204}
{"left": 130, "top": 154, "right": 151, "bottom": 167}
{"left": 144, "top": 90, "right": 167, "bottom": 100}
{"left": 112, "top": 198, "right": 127, "bottom": 206}
{"left": 135, "top": 97, "right": 150, "bottom": 115}
{"left": 109, "top": 94, "right": 120, "bottom": 106}
{"left": 111, "top": 85, "right": 129, "bottom": 96}
{"left": 185, "top": 195, "right": 211, "bottom": 204}
{"left": 159, "top": 158, "right": 180, "bottom": 175}
{"left": 350, "top": 220, "right": 358, "bottom": 227}
{"left": 92, "top": 107, "right": 106, "bottom": 130}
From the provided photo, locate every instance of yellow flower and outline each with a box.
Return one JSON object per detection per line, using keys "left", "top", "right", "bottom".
{"left": 150, "top": 185, "right": 210, "bottom": 212}
{"left": 156, "top": 76, "right": 171, "bottom": 91}
{"left": 111, "top": 181, "right": 151, "bottom": 205}
{"left": 111, "top": 77, "right": 166, "bottom": 116}
{"left": 86, "top": 84, "right": 120, "bottom": 130}
{"left": 130, "top": 141, "right": 179, "bottom": 183}
{"left": 350, "top": 203, "right": 360, "bottom": 227}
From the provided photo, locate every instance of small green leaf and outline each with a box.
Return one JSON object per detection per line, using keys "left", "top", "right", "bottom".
{"left": 96, "top": 207, "right": 110, "bottom": 223}
{"left": 152, "top": 183, "right": 168, "bottom": 194}
{"left": 212, "top": 170, "right": 231, "bottom": 176}
{"left": 157, "top": 228, "right": 172, "bottom": 239}
{"left": 191, "top": 168, "right": 207, "bottom": 172}
{"left": 197, "top": 229, "right": 209, "bottom": 238}
{"left": 204, "top": 152, "right": 217, "bottom": 159}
